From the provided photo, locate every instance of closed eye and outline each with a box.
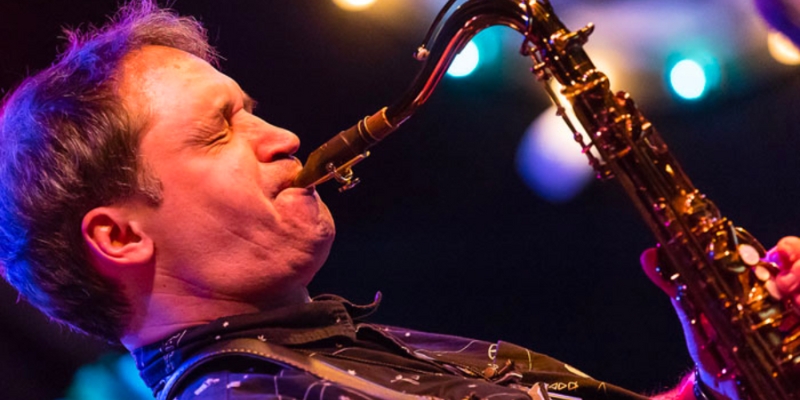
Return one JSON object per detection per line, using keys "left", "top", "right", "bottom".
{"left": 208, "top": 131, "right": 228, "bottom": 145}
{"left": 206, "top": 118, "right": 231, "bottom": 146}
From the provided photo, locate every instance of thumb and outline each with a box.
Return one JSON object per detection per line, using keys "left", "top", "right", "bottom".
{"left": 639, "top": 247, "right": 714, "bottom": 366}
{"left": 640, "top": 247, "right": 677, "bottom": 297}
{"left": 640, "top": 247, "right": 738, "bottom": 397}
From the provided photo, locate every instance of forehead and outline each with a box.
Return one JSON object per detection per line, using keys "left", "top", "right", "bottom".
{"left": 117, "top": 45, "right": 225, "bottom": 106}
{"left": 117, "top": 46, "right": 243, "bottom": 158}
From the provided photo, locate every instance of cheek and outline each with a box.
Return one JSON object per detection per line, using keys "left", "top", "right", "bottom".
{"left": 151, "top": 164, "right": 269, "bottom": 234}
{"left": 167, "top": 154, "right": 263, "bottom": 206}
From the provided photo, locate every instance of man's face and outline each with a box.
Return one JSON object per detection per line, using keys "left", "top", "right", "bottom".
{"left": 119, "top": 46, "right": 335, "bottom": 305}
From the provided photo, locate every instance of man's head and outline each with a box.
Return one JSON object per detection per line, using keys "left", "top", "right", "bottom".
{"left": 0, "top": 1, "right": 334, "bottom": 343}
{"left": 100, "top": 45, "right": 335, "bottom": 343}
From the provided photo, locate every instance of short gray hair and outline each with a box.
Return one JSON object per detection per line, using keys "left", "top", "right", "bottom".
{"left": 0, "top": 0, "right": 218, "bottom": 342}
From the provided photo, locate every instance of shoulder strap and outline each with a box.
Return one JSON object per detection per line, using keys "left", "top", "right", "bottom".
{"left": 157, "top": 337, "right": 439, "bottom": 400}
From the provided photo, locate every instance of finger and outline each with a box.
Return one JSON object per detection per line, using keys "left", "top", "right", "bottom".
{"left": 768, "top": 236, "right": 800, "bottom": 270}
{"left": 775, "top": 258, "right": 800, "bottom": 295}
{"left": 639, "top": 248, "right": 724, "bottom": 377}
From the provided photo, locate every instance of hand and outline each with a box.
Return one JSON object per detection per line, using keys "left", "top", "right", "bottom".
{"left": 640, "top": 248, "right": 740, "bottom": 399}
{"left": 642, "top": 237, "right": 800, "bottom": 399}
{"left": 765, "top": 236, "right": 800, "bottom": 307}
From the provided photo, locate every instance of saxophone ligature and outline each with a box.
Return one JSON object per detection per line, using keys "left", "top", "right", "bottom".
{"left": 292, "top": 1, "right": 800, "bottom": 398}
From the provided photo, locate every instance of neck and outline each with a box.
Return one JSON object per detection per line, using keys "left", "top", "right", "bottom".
{"left": 120, "top": 286, "right": 311, "bottom": 351}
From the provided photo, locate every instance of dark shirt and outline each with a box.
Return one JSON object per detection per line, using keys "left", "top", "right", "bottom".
{"left": 133, "top": 294, "right": 649, "bottom": 399}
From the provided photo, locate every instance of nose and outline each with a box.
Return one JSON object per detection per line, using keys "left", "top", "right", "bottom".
{"left": 252, "top": 119, "right": 301, "bottom": 163}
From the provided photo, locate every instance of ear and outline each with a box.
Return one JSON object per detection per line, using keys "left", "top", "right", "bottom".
{"left": 82, "top": 206, "right": 154, "bottom": 275}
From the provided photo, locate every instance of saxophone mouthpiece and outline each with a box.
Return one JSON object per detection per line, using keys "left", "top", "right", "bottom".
{"left": 292, "top": 107, "right": 396, "bottom": 191}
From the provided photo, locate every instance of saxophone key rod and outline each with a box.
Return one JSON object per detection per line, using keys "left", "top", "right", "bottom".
{"left": 292, "top": 107, "right": 396, "bottom": 190}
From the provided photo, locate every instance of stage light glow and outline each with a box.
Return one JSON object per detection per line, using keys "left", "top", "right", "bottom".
{"left": 446, "top": 41, "right": 480, "bottom": 78}
{"left": 515, "top": 105, "right": 594, "bottom": 203}
{"left": 332, "top": 0, "right": 378, "bottom": 11}
{"left": 669, "top": 59, "right": 707, "bottom": 100}
{"left": 768, "top": 30, "right": 800, "bottom": 65}
{"left": 64, "top": 353, "right": 151, "bottom": 400}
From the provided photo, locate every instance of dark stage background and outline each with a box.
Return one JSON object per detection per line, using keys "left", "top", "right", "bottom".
{"left": 1, "top": 1, "right": 799, "bottom": 399}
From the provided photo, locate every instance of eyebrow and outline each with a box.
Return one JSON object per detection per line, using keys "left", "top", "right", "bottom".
{"left": 213, "top": 91, "right": 258, "bottom": 121}
{"left": 242, "top": 92, "right": 257, "bottom": 113}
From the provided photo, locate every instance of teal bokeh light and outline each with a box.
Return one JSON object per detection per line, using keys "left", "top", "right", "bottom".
{"left": 665, "top": 49, "right": 720, "bottom": 100}
{"left": 446, "top": 41, "right": 480, "bottom": 78}
{"left": 445, "top": 26, "right": 504, "bottom": 78}
{"left": 670, "top": 59, "right": 707, "bottom": 99}
{"left": 62, "top": 353, "right": 151, "bottom": 400}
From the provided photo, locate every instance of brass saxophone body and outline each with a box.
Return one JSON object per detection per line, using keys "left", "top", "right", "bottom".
{"left": 293, "top": 1, "right": 800, "bottom": 397}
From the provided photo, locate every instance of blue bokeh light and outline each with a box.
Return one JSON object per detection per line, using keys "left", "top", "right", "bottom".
{"left": 516, "top": 106, "right": 594, "bottom": 203}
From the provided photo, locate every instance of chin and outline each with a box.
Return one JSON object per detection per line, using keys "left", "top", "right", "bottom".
{"left": 312, "top": 229, "right": 335, "bottom": 269}
{"left": 311, "top": 203, "right": 336, "bottom": 247}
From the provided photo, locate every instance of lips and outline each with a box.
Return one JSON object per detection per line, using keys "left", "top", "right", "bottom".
{"left": 271, "top": 157, "right": 309, "bottom": 197}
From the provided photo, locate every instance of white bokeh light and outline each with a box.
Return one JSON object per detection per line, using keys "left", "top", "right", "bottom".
{"left": 332, "top": 0, "right": 378, "bottom": 11}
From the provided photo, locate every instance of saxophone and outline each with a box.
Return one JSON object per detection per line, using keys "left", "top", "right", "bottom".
{"left": 292, "top": 0, "right": 800, "bottom": 398}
